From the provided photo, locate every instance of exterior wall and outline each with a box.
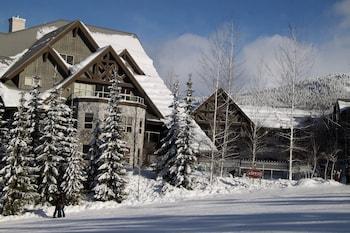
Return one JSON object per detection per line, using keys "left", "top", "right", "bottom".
{"left": 74, "top": 98, "right": 146, "bottom": 167}
{"left": 18, "top": 56, "right": 64, "bottom": 91}
{"left": 52, "top": 31, "right": 92, "bottom": 64}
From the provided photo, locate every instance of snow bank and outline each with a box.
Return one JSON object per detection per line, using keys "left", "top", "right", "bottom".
{"left": 295, "top": 178, "right": 342, "bottom": 188}
{"left": 0, "top": 171, "right": 343, "bottom": 221}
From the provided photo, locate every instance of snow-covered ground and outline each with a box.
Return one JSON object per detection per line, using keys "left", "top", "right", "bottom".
{"left": 1, "top": 173, "right": 350, "bottom": 233}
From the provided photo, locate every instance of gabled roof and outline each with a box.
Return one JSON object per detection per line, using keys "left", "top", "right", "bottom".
{"left": 193, "top": 87, "right": 252, "bottom": 125}
{"left": 119, "top": 49, "right": 145, "bottom": 75}
{"left": 194, "top": 88, "right": 320, "bottom": 129}
{"left": 53, "top": 45, "right": 163, "bottom": 119}
{"left": 1, "top": 21, "right": 99, "bottom": 80}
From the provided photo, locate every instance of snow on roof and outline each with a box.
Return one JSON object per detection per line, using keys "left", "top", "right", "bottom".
{"left": 51, "top": 47, "right": 72, "bottom": 69}
{"left": 239, "top": 105, "right": 320, "bottom": 129}
{"left": 191, "top": 119, "right": 216, "bottom": 153}
{"left": 337, "top": 100, "right": 350, "bottom": 113}
{"left": 69, "top": 46, "right": 108, "bottom": 74}
{"left": 36, "top": 26, "right": 58, "bottom": 40}
{"left": 91, "top": 32, "right": 173, "bottom": 117}
{"left": 0, "top": 49, "right": 28, "bottom": 78}
{"left": 0, "top": 82, "right": 22, "bottom": 107}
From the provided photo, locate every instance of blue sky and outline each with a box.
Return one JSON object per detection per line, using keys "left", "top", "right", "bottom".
{"left": 1, "top": 0, "right": 349, "bottom": 94}
{"left": 0, "top": 0, "right": 339, "bottom": 43}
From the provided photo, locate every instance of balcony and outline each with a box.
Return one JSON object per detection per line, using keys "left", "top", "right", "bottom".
{"left": 70, "top": 91, "right": 144, "bottom": 105}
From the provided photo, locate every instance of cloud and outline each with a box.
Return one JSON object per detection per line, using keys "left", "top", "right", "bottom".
{"left": 333, "top": 0, "right": 350, "bottom": 28}
{"left": 241, "top": 33, "right": 350, "bottom": 88}
{"left": 241, "top": 35, "right": 289, "bottom": 88}
{"left": 152, "top": 1, "right": 350, "bottom": 96}
{"left": 152, "top": 33, "right": 211, "bottom": 96}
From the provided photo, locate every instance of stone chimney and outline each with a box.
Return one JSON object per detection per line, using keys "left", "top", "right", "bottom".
{"left": 8, "top": 16, "right": 26, "bottom": 32}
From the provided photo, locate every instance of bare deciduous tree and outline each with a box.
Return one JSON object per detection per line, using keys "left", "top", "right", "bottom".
{"left": 267, "top": 26, "right": 314, "bottom": 180}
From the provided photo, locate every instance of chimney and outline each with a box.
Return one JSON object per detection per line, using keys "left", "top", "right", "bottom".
{"left": 8, "top": 16, "right": 26, "bottom": 32}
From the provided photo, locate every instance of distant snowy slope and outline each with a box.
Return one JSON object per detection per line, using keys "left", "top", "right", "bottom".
{"left": 239, "top": 73, "right": 350, "bottom": 111}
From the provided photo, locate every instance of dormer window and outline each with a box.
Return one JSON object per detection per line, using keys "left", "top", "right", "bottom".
{"left": 60, "top": 53, "right": 74, "bottom": 65}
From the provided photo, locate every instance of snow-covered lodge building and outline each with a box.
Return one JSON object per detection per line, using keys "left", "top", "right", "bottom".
{"left": 193, "top": 88, "right": 321, "bottom": 179}
{"left": 0, "top": 17, "right": 212, "bottom": 167}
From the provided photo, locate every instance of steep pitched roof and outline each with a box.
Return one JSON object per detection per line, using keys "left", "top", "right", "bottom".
{"left": 52, "top": 45, "right": 163, "bottom": 119}
{"left": 193, "top": 88, "right": 252, "bottom": 124}
{"left": 119, "top": 49, "right": 145, "bottom": 75}
{"left": 1, "top": 21, "right": 99, "bottom": 80}
{"left": 194, "top": 88, "right": 319, "bottom": 129}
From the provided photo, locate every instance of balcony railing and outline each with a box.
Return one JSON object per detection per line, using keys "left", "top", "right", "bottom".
{"left": 71, "top": 91, "right": 144, "bottom": 105}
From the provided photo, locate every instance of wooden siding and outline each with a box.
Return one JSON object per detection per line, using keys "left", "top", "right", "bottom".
{"left": 18, "top": 54, "right": 63, "bottom": 90}
{"left": 52, "top": 29, "right": 92, "bottom": 64}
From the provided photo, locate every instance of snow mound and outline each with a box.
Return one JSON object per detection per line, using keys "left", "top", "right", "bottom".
{"left": 0, "top": 171, "right": 343, "bottom": 221}
{"left": 295, "top": 178, "right": 342, "bottom": 188}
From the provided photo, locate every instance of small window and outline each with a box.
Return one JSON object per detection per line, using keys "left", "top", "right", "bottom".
{"left": 125, "top": 116, "right": 133, "bottom": 133}
{"left": 60, "top": 53, "right": 74, "bottom": 65}
{"left": 139, "top": 120, "right": 143, "bottom": 134}
{"left": 60, "top": 54, "right": 67, "bottom": 61}
{"left": 83, "top": 145, "right": 90, "bottom": 154}
{"left": 24, "top": 76, "right": 41, "bottom": 87}
{"left": 67, "top": 55, "right": 74, "bottom": 65}
{"left": 85, "top": 113, "right": 94, "bottom": 129}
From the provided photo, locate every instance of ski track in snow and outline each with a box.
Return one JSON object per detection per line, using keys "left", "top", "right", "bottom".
{"left": 0, "top": 177, "right": 350, "bottom": 233}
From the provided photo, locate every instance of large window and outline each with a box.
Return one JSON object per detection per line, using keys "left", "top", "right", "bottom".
{"left": 84, "top": 113, "right": 94, "bottom": 129}
{"left": 60, "top": 53, "right": 74, "bottom": 65}
{"left": 74, "top": 83, "right": 95, "bottom": 97}
{"left": 95, "top": 84, "right": 110, "bottom": 98}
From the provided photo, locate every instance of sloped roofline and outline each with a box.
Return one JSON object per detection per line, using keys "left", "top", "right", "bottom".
{"left": 193, "top": 87, "right": 253, "bottom": 125}
{"left": 54, "top": 45, "right": 163, "bottom": 119}
{"left": 1, "top": 20, "right": 99, "bottom": 80}
{"left": 119, "top": 49, "right": 145, "bottom": 75}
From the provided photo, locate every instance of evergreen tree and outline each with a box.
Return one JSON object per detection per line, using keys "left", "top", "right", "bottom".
{"left": 169, "top": 77, "right": 197, "bottom": 189}
{"left": 155, "top": 82, "right": 180, "bottom": 181}
{"left": 87, "top": 120, "right": 103, "bottom": 192}
{"left": 36, "top": 88, "right": 65, "bottom": 203}
{"left": 61, "top": 112, "right": 86, "bottom": 204}
{"left": 0, "top": 94, "right": 38, "bottom": 215}
{"left": 0, "top": 101, "right": 8, "bottom": 193}
{"left": 26, "top": 76, "right": 44, "bottom": 162}
{"left": 94, "top": 71, "right": 128, "bottom": 202}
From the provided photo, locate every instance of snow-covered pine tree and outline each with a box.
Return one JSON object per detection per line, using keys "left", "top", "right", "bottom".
{"left": 94, "top": 71, "right": 128, "bottom": 202}
{"left": 0, "top": 101, "right": 8, "bottom": 193}
{"left": 155, "top": 81, "right": 180, "bottom": 180}
{"left": 0, "top": 93, "right": 38, "bottom": 215}
{"left": 169, "top": 77, "right": 197, "bottom": 189}
{"left": 61, "top": 112, "right": 86, "bottom": 204}
{"left": 36, "top": 88, "right": 65, "bottom": 203}
{"left": 26, "top": 76, "right": 44, "bottom": 163}
{"left": 87, "top": 120, "right": 103, "bottom": 192}
{"left": 55, "top": 92, "right": 75, "bottom": 186}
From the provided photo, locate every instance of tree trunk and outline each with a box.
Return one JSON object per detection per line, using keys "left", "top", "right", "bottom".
{"left": 331, "top": 161, "right": 335, "bottom": 180}
{"left": 289, "top": 125, "right": 294, "bottom": 181}
{"left": 324, "top": 159, "right": 329, "bottom": 180}
{"left": 311, "top": 156, "right": 317, "bottom": 178}
{"left": 210, "top": 81, "right": 219, "bottom": 184}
